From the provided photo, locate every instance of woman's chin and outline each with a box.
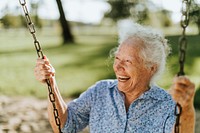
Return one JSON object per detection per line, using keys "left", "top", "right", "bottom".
{"left": 117, "top": 80, "right": 131, "bottom": 92}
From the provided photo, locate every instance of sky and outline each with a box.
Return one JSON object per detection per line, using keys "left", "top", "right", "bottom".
{"left": 0, "top": 0, "right": 199, "bottom": 24}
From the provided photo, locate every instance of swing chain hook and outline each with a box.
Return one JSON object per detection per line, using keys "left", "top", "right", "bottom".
{"left": 19, "top": 0, "right": 63, "bottom": 132}
{"left": 174, "top": 103, "right": 182, "bottom": 133}
{"left": 178, "top": 0, "right": 191, "bottom": 76}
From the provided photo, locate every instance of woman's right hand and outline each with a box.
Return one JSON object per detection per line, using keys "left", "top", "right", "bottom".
{"left": 34, "top": 56, "right": 55, "bottom": 83}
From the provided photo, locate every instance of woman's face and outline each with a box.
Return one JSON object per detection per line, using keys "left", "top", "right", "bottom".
{"left": 113, "top": 37, "right": 154, "bottom": 94}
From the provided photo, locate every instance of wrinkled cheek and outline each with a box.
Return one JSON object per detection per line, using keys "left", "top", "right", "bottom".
{"left": 113, "top": 63, "right": 117, "bottom": 72}
{"left": 113, "top": 64, "right": 116, "bottom": 72}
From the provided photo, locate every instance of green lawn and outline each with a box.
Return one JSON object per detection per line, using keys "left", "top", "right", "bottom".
{"left": 157, "top": 35, "right": 200, "bottom": 89}
{"left": 0, "top": 28, "right": 117, "bottom": 98}
{"left": 0, "top": 28, "right": 199, "bottom": 99}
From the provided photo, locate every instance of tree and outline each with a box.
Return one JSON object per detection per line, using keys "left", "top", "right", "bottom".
{"left": 104, "top": 0, "right": 149, "bottom": 24}
{"left": 104, "top": 0, "right": 130, "bottom": 21}
{"left": 190, "top": 0, "right": 200, "bottom": 35}
{"left": 55, "top": 0, "right": 74, "bottom": 44}
{"left": 30, "top": 0, "right": 42, "bottom": 29}
{"left": 158, "top": 9, "right": 172, "bottom": 27}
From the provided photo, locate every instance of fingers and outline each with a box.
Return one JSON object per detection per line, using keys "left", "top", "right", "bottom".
{"left": 36, "top": 56, "right": 50, "bottom": 65}
{"left": 172, "top": 76, "right": 195, "bottom": 96}
{"left": 34, "top": 56, "right": 55, "bottom": 83}
{"left": 169, "top": 75, "right": 195, "bottom": 108}
{"left": 173, "top": 76, "right": 189, "bottom": 85}
{"left": 173, "top": 76, "right": 195, "bottom": 90}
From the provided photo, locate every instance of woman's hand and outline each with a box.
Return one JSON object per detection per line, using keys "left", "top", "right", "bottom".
{"left": 169, "top": 76, "right": 195, "bottom": 133}
{"left": 34, "top": 56, "right": 68, "bottom": 132}
{"left": 168, "top": 75, "right": 195, "bottom": 109}
{"left": 34, "top": 56, "right": 55, "bottom": 83}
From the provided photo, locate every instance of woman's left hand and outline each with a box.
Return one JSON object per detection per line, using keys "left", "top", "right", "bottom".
{"left": 168, "top": 76, "right": 195, "bottom": 109}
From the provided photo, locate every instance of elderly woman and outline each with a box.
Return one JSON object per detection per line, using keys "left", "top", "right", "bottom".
{"left": 34, "top": 23, "right": 195, "bottom": 133}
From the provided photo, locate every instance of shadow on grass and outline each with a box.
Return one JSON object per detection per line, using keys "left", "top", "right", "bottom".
{"left": 1, "top": 34, "right": 199, "bottom": 99}
{"left": 0, "top": 42, "right": 75, "bottom": 56}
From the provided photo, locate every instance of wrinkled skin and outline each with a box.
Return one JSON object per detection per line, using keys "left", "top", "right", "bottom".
{"left": 168, "top": 76, "right": 195, "bottom": 133}
{"left": 113, "top": 39, "right": 156, "bottom": 110}
{"left": 34, "top": 56, "right": 67, "bottom": 133}
{"left": 34, "top": 56, "right": 55, "bottom": 83}
{"left": 34, "top": 56, "right": 196, "bottom": 133}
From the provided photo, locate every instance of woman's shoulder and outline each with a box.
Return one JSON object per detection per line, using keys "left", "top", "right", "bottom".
{"left": 87, "top": 79, "right": 117, "bottom": 95}
{"left": 145, "top": 86, "right": 176, "bottom": 112}
{"left": 95, "top": 79, "right": 117, "bottom": 87}
{"left": 147, "top": 86, "right": 175, "bottom": 103}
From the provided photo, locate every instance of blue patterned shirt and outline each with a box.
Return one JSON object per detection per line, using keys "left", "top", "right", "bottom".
{"left": 62, "top": 80, "right": 176, "bottom": 133}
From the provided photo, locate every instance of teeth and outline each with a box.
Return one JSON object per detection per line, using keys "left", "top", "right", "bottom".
{"left": 118, "top": 75, "right": 129, "bottom": 78}
{"left": 117, "top": 75, "right": 130, "bottom": 81}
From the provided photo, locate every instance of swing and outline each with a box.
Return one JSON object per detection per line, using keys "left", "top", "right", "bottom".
{"left": 19, "top": 0, "right": 63, "bottom": 133}
{"left": 175, "top": 0, "right": 191, "bottom": 133}
{"left": 18, "top": 0, "right": 192, "bottom": 133}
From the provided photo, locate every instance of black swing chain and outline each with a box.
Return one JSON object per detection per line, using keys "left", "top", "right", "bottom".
{"left": 19, "top": 0, "right": 63, "bottom": 132}
{"left": 174, "top": 103, "right": 182, "bottom": 133}
{"left": 178, "top": 0, "right": 191, "bottom": 76}
{"left": 19, "top": 0, "right": 192, "bottom": 132}
{"left": 175, "top": 0, "right": 191, "bottom": 133}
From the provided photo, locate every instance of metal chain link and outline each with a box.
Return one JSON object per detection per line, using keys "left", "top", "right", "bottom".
{"left": 19, "top": 0, "right": 191, "bottom": 133}
{"left": 19, "top": 0, "right": 62, "bottom": 132}
{"left": 178, "top": 0, "right": 191, "bottom": 76}
{"left": 175, "top": 0, "right": 191, "bottom": 133}
{"left": 174, "top": 103, "right": 182, "bottom": 133}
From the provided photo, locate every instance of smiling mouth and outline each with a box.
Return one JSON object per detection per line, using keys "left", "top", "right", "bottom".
{"left": 117, "top": 76, "right": 130, "bottom": 82}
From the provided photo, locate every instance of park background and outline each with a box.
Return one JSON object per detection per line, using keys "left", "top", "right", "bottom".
{"left": 0, "top": 0, "right": 200, "bottom": 132}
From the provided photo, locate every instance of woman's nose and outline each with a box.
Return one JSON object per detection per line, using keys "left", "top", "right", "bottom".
{"left": 114, "top": 61, "right": 125, "bottom": 71}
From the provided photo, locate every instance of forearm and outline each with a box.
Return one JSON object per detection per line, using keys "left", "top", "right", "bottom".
{"left": 171, "top": 105, "right": 195, "bottom": 133}
{"left": 179, "top": 105, "right": 195, "bottom": 133}
{"left": 47, "top": 77, "right": 68, "bottom": 133}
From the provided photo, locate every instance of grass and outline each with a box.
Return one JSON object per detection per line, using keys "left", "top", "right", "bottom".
{"left": 0, "top": 27, "right": 200, "bottom": 100}
{"left": 157, "top": 35, "right": 200, "bottom": 89}
{"left": 0, "top": 28, "right": 117, "bottom": 98}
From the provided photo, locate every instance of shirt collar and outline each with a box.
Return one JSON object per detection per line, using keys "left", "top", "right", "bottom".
{"left": 137, "top": 86, "right": 170, "bottom": 101}
{"left": 113, "top": 81, "right": 170, "bottom": 101}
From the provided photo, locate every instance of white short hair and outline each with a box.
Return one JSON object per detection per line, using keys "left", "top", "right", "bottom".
{"left": 117, "top": 21, "right": 171, "bottom": 85}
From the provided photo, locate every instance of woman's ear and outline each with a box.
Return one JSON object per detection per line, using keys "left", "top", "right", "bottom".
{"left": 150, "top": 64, "right": 157, "bottom": 74}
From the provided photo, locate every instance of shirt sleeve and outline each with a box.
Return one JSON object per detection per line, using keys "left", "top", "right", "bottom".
{"left": 61, "top": 82, "right": 98, "bottom": 133}
{"left": 163, "top": 102, "right": 177, "bottom": 133}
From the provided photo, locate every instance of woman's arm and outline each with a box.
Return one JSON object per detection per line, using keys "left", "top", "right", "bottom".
{"left": 168, "top": 76, "right": 195, "bottom": 133}
{"left": 34, "top": 56, "right": 67, "bottom": 133}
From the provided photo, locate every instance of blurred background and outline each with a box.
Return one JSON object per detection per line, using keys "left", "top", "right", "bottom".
{"left": 0, "top": 0, "right": 199, "bottom": 132}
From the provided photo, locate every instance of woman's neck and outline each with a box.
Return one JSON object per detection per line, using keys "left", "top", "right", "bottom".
{"left": 124, "top": 86, "right": 150, "bottom": 111}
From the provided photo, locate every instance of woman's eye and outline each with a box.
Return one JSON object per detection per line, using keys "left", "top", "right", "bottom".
{"left": 126, "top": 60, "right": 132, "bottom": 64}
{"left": 115, "top": 57, "right": 119, "bottom": 60}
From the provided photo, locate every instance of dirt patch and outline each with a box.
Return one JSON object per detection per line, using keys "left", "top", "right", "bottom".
{"left": 0, "top": 96, "right": 52, "bottom": 133}
{"left": 0, "top": 96, "right": 199, "bottom": 133}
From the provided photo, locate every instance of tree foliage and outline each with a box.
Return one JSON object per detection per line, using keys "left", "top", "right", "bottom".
{"left": 190, "top": 0, "right": 200, "bottom": 35}
{"left": 104, "top": 0, "right": 149, "bottom": 23}
{"left": 157, "top": 9, "right": 172, "bottom": 27}
{"left": 1, "top": 15, "right": 26, "bottom": 28}
{"left": 30, "top": 0, "right": 42, "bottom": 29}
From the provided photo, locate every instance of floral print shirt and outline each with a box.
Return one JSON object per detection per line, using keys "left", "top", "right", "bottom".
{"left": 62, "top": 80, "right": 176, "bottom": 133}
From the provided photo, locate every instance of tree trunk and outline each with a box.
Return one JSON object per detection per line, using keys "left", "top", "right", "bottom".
{"left": 55, "top": 0, "right": 74, "bottom": 44}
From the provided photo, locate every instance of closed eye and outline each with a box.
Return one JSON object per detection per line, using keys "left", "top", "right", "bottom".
{"left": 126, "top": 60, "right": 132, "bottom": 64}
{"left": 115, "top": 56, "right": 120, "bottom": 60}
